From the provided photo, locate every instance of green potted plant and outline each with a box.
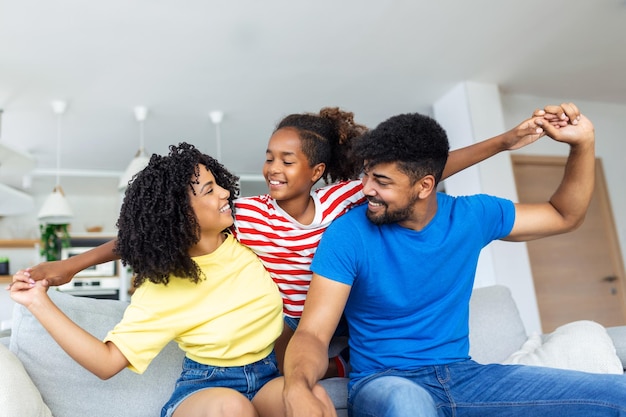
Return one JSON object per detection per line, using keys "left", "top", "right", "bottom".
{"left": 39, "top": 223, "right": 71, "bottom": 261}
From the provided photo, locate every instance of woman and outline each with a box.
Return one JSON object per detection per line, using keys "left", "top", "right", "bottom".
{"left": 9, "top": 143, "right": 283, "bottom": 417}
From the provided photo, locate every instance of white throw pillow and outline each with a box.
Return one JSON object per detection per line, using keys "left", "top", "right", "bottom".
{"left": 0, "top": 343, "right": 53, "bottom": 417}
{"left": 503, "top": 320, "right": 623, "bottom": 374}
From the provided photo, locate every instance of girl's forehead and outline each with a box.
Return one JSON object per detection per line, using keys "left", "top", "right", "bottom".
{"left": 267, "top": 128, "right": 303, "bottom": 151}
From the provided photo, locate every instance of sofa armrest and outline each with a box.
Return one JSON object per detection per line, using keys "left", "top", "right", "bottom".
{"left": 605, "top": 326, "right": 626, "bottom": 368}
{"left": 0, "top": 343, "right": 53, "bottom": 417}
{"left": 10, "top": 290, "right": 184, "bottom": 417}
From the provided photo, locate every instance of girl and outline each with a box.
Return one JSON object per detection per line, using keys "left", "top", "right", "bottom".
{"left": 9, "top": 143, "right": 284, "bottom": 417}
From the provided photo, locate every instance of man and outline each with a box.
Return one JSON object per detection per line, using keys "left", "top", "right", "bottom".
{"left": 281, "top": 104, "right": 626, "bottom": 417}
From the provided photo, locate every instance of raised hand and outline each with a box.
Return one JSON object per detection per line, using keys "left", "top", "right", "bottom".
{"left": 537, "top": 112, "right": 594, "bottom": 147}
{"left": 7, "top": 270, "right": 48, "bottom": 308}
{"left": 500, "top": 117, "right": 545, "bottom": 151}
{"left": 533, "top": 102, "right": 581, "bottom": 128}
{"left": 25, "top": 260, "right": 74, "bottom": 287}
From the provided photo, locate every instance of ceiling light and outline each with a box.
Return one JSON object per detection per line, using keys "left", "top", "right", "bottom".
{"left": 209, "top": 110, "right": 224, "bottom": 161}
{"left": 37, "top": 100, "right": 74, "bottom": 225}
{"left": 118, "top": 106, "right": 150, "bottom": 191}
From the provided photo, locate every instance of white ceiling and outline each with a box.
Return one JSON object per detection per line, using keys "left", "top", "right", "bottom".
{"left": 1, "top": 0, "right": 625, "bottom": 196}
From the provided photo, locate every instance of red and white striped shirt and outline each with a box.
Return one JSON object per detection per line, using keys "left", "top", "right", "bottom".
{"left": 233, "top": 180, "right": 366, "bottom": 318}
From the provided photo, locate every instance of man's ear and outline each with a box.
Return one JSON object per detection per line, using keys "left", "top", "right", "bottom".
{"left": 416, "top": 175, "right": 436, "bottom": 198}
{"left": 311, "top": 163, "right": 326, "bottom": 183}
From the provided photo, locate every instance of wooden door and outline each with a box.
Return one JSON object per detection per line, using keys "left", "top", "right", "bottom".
{"left": 512, "top": 155, "right": 626, "bottom": 333}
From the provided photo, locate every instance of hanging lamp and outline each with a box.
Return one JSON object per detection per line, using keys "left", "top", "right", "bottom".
{"left": 118, "top": 106, "right": 150, "bottom": 191}
{"left": 209, "top": 110, "right": 224, "bottom": 161}
{"left": 37, "top": 100, "right": 74, "bottom": 224}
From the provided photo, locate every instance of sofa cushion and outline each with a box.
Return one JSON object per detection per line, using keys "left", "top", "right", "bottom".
{"left": 468, "top": 285, "right": 528, "bottom": 364}
{"left": 0, "top": 342, "right": 53, "bottom": 417}
{"left": 10, "top": 290, "right": 184, "bottom": 417}
{"left": 606, "top": 325, "right": 626, "bottom": 366}
{"left": 502, "top": 320, "right": 623, "bottom": 374}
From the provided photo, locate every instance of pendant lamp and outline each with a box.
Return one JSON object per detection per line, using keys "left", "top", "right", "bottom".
{"left": 37, "top": 100, "right": 74, "bottom": 225}
{"left": 209, "top": 110, "right": 224, "bottom": 161}
{"left": 118, "top": 106, "right": 150, "bottom": 191}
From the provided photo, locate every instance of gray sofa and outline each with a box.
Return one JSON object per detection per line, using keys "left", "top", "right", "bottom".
{"left": 2, "top": 285, "right": 625, "bottom": 417}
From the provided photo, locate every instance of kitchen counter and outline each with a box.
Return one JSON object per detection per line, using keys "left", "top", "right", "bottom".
{"left": 0, "top": 239, "right": 38, "bottom": 248}
{"left": 0, "top": 240, "right": 40, "bottom": 284}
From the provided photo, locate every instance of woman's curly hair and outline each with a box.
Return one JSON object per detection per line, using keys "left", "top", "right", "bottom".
{"left": 353, "top": 113, "right": 450, "bottom": 184}
{"left": 115, "top": 142, "right": 239, "bottom": 287}
{"left": 276, "top": 107, "right": 368, "bottom": 183}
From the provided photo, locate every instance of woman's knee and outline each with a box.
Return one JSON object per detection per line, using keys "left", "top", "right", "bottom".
{"left": 174, "top": 387, "right": 256, "bottom": 417}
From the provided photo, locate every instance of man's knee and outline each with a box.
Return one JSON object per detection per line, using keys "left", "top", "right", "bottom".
{"left": 351, "top": 376, "right": 436, "bottom": 417}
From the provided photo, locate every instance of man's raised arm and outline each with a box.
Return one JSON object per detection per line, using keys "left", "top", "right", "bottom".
{"left": 506, "top": 104, "right": 595, "bottom": 242}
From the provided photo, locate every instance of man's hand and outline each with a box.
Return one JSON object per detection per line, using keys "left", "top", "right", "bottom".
{"left": 501, "top": 101, "right": 582, "bottom": 151}
{"left": 538, "top": 113, "right": 594, "bottom": 147}
{"left": 506, "top": 104, "right": 594, "bottom": 242}
{"left": 533, "top": 102, "right": 581, "bottom": 128}
{"left": 284, "top": 381, "right": 337, "bottom": 417}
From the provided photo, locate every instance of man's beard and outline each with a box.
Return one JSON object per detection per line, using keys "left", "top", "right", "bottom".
{"left": 365, "top": 194, "right": 419, "bottom": 225}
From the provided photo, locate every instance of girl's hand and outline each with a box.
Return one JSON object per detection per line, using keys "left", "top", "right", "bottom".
{"left": 25, "top": 260, "right": 73, "bottom": 287}
{"left": 533, "top": 102, "right": 581, "bottom": 128}
{"left": 500, "top": 117, "right": 545, "bottom": 151}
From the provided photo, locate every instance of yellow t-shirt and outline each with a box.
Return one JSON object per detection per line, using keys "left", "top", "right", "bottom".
{"left": 104, "top": 234, "right": 283, "bottom": 373}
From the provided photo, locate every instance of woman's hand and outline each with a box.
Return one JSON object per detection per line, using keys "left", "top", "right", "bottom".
{"left": 7, "top": 270, "right": 49, "bottom": 308}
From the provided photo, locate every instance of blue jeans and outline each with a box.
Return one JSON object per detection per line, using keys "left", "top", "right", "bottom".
{"left": 348, "top": 359, "right": 626, "bottom": 417}
{"left": 161, "top": 352, "right": 280, "bottom": 417}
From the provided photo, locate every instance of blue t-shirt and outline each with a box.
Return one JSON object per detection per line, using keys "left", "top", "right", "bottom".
{"left": 311, "top": 192, "right": 515, "bottom": 385}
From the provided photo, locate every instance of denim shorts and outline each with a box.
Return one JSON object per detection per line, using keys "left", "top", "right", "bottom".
{"left": 161, "top": 351, "right": 280, "bottom": 417}
{"left": 284, "top": 316, "right": 300, "bottom": 331}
